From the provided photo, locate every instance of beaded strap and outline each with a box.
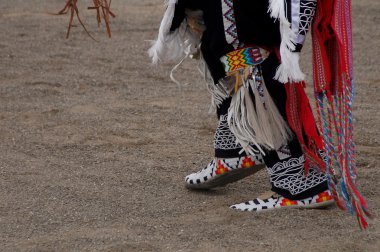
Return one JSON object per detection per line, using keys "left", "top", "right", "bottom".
{"left": 220, "top": 47, "right": 270, "bottom": 73}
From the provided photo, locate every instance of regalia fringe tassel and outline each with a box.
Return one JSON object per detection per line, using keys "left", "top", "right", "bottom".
{"left": 268, "top": 0, "right": 305, "bottom": 83}
{"left": 227, "top": 67, "right": 293, "bottom": 155}
{"left": 316, "top": 86, "right": 373, "bottom": 230}
{"left": 312, "top": 0, "right": 372, "bottom": 229}
{"left": 197, "top": 57, "right": 229, "bottom": 114}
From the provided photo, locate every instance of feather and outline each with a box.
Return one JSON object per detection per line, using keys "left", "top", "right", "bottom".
{"left": 148, "top": 1, "right": 204, "bottom": 65}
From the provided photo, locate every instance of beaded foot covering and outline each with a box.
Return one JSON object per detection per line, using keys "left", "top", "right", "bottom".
{"left": 230, "top": 190, "right": 334, "bottom": 212}
{"left": 185, "top": 155, "right": 265, "bottom": 190}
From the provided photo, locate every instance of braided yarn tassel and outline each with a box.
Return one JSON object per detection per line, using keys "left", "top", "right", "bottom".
{"left": 312, "top": 0, "right": 372, "bottom": 230}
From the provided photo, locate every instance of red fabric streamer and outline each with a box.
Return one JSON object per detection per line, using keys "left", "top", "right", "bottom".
{"left": 285, "top": 83, "right": 325, "bottom": 175}
{"left": 283, "top": 0, "right": 371, "bottom": 229}
{"left": 311, "top": 0, "right": 372, "bottom": 229}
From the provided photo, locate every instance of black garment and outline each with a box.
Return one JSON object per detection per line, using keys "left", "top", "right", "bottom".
{"left": 170, "top": 0, "right": 282, "bottom": 83}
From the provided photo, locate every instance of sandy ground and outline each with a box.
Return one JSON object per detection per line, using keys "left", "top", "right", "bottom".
{"left": 0, "top": 0, "right": 379, "bottom": 251}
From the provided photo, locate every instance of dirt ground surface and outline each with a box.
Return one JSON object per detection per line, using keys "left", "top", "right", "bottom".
{"left": 0, "top": 0, "right": 379, "bottom": 251}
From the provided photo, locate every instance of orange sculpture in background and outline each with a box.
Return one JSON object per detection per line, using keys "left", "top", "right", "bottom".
{"left": 55, "top": 0, "right": 115, "bottom": 39}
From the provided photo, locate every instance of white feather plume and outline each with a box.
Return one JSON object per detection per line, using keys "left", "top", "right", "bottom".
{"left": 148, "top": 0, "right": 182, "bottom": 64}
{"left": 148, "top": 0, "right": 204, "bottom": 65}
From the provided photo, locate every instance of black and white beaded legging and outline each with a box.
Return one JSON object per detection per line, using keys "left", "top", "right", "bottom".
{"left": 213, "top": 53, "right": 328, "bottom": 200}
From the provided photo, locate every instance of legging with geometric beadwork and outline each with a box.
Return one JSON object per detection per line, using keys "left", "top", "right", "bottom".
{"left": 213, "top": 53, "right": 328, "bottom": 200}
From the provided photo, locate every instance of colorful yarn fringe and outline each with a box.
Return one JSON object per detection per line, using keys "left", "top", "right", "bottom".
{"left": 311, "top": 0, "right": 372, "bottom": 229}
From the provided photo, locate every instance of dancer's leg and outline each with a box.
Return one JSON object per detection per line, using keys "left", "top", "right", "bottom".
{"left": 185, "top": 98, "right": 265, "bottom": 189}
{"left": 230, "top": 53, "right": 333, "bottom": 211}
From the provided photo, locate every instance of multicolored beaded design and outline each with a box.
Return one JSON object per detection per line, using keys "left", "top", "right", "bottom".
{"left": 220, "top": 47, "right": 270, "bottom": 73}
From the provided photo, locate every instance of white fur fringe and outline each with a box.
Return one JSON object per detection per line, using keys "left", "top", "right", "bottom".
{"left": 268, "top": 0, "right": 305, "bottom": 83}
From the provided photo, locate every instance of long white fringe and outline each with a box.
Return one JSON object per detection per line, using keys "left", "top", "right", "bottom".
{"left": 197, "top": 56, "right": 230, "bottom": 114}
{"left": 227, "top": 67, "right": 293, "bottom": 155}
{"left": 268, "top": 0, "right": 305, "bottom": 83}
